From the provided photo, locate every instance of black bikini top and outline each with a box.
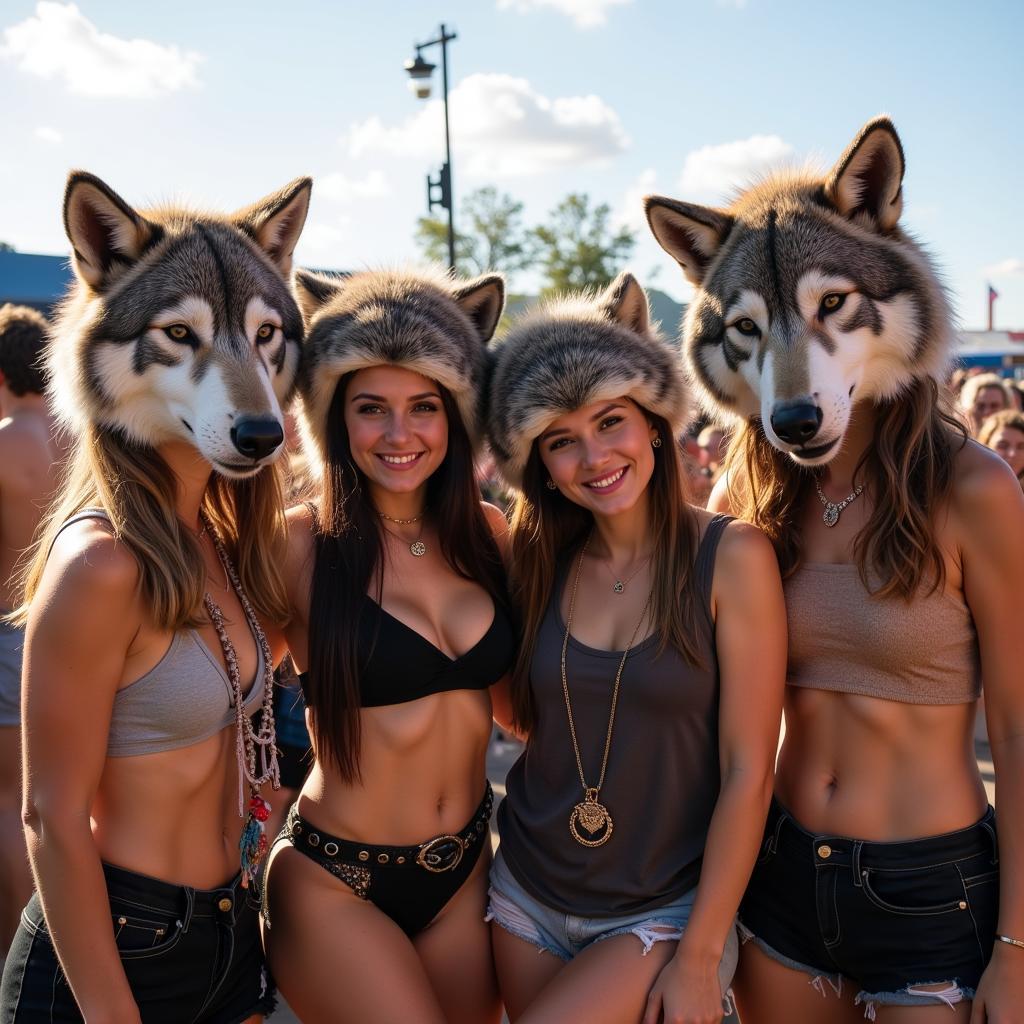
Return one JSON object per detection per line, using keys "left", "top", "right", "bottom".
{"left": 299, "top": 594, "right": 516, "bottom": 708}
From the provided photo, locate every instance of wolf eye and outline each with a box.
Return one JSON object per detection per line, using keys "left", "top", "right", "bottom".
{"left": 256, "top": 323, "right": 277, "bottom": 344}
{"left": 733, "top": 318, "right": 760, "bottom": 337}
{"left": 819, "top": 293, "right": 846, "bottom": 316}
{"left": 163, "top": 324, "right": 195, "bottom": 345}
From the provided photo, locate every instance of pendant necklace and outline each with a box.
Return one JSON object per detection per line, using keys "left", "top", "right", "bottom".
{"left": 815, "top": 478, "right": 864, "bottom": 528}
{"left": 200, "top": 512, "right": 279, "bottom": 888}
{"left": 379, "top": 509, "right": 427, "bottom": 557}
{"left": 597, "top": 551, "right": 650, "bottom": 595}
{"left": 561, "top": 533, "right": 651, "bottom": 848}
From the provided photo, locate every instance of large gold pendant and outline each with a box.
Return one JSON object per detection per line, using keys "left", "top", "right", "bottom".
{"left": 569, "top": 789, "right": 614, "bottom": 847}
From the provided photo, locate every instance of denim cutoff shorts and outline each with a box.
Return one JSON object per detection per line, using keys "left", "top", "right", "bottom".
{"left": 488, "top": 849, "right": 738, "bottom": 996}
{"left": 738, "top": 798, "right": 999, "bottom": 1018}
{"left": 0, "top": 862, "right": 273, "bottom": 1023}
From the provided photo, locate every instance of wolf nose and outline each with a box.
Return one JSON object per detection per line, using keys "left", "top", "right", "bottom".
{"left": 770, "top": 403, "right": 823, "bottom": 446}
{"left": 231, "top": 417, "right": 284, "bottom": 460}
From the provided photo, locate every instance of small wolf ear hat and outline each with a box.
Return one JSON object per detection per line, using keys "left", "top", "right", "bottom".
{"left": 486, "top": 272, "right": 690, "bottom": 488}
{"left": 293, "top": 266, "right": 505, "bottom": 467}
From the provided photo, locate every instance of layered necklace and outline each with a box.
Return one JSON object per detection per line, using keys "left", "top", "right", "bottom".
{"left": 561, "top": 534, "right": 651, "bottom": 848}
{"left": 199, "top": 512, "right": 279, "bottom": 888}
{"left": 378, "top": 509, "right": 427, "bottom": 557}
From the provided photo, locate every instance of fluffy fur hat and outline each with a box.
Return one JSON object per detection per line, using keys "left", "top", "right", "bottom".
{"left": 486, "top": 272, "right": 690, "bottom": 488}
{"left": 294, "top": 267, "right": 505, "bottom": 468}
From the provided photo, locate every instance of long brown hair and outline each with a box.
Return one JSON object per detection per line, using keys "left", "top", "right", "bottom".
{"left": 508, "top": 410, "right": 702, "bottom": 734}
{"left": 15, "top": 425, "right": 289, "bottom": 628}
{"left": 725, "top": 377, "right": 968, "bottom": 597}
{"left": 306, "top": 374, "right": 507, "bottom": 781}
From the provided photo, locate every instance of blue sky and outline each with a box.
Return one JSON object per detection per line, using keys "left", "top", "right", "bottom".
{"left": 2, "top": 0, "right": 1022, "bottom": 328}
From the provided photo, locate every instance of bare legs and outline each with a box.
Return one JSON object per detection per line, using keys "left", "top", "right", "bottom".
{"left": 264, "top": 845, "right": 500, "bottom": 1024}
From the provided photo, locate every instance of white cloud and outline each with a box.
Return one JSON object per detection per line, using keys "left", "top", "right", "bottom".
{"left": 297, "top": 216, "right": 353, "bottom": 260}
{"left": 715, "top": 0, "right": 748, "bottom": 8}
{"left": 615, "top": 167, "right": 657, "bottom": 232}
{"left": 496, "top": 0, "right": 633, "bottom": 29}
{"left": 345, "top": 73, "right": 628, "bottom": 177}
{"left": 318, "top": 170, "right": 391, "bottom": 204}
{"left": 984, "top": 258, "right": 1024, "bottom": 277}
{"left": 677, "top": 134, "right": 793, "bottom": 202}
{"left": 34, "top": 125, "right": 62, "bottom": 144}
{"left": 0, "top": 2, "right": 202, "bottom": 98}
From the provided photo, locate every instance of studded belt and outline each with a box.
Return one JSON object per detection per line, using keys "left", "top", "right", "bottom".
{"left": 284, "top": 782, "right": 493, "bottom": 875}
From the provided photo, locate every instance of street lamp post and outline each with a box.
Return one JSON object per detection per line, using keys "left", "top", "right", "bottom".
{"left": 404, "top": 24, "right": 458, "bottom": 272}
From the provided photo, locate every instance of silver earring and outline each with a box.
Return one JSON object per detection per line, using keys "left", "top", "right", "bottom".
{"left": 652, "top": 436, "right": 662, "bottom": 448}
{"left": 546, "top": 479, "right": 557, "bottom": 490}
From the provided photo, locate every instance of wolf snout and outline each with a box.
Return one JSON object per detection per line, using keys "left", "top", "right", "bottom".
{"left": 230, "top": 416, "right": 284, "bottom": 461}
{"left": 770, "top": 402, "right": 823, "bottom": 446}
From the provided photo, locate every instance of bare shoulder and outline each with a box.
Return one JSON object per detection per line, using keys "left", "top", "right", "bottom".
{"left": 707, "top": 468, "right": 738, "bottom": 515}
{"left": 481, "top": 500, "right": 509, "bottom": 539}
{"left": 714, "top": 518, "right": 778, "bottom": 579}
{"left": 0, "top": 415, "right": 52, "bottom": 480}
{"left": 285, "top": 501, "right": 316, "bottom": 559}
{"left": 951, "top": 439, "right": 1024, "bottom": 526}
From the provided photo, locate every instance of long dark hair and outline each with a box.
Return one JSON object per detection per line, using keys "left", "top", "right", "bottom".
{"left": 305, "top": 372, "right": 508, "bottom": 781}
{"left": 507, "top": 410, "right": 702, "bottom": 734}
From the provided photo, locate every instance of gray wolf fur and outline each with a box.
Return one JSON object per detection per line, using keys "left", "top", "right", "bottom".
{"left": 293, "top": 266, "right": 504, "bottom": 468}
{"left": 485, "top": 271, "right": 689, "bottom": 487}
{"left": 51, "top": 171, "right": 311, "bottom": 478}
{"left": 645, "top": 116, "right": 955, "bottom": 466}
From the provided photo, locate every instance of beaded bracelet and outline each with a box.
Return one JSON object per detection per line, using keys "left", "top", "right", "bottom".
{"left": 996, "top": 934, "right": 1024, "bottom": 951}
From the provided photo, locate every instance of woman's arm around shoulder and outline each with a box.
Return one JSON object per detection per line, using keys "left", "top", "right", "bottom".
{"left": 481, "top": 500, "right": 511, "bottom": 564}
{"left": 480, "top": 500, "right": 520, "bottom": 736}
{"left": 23, "top": 521, "right": 146, "bottom": 1024}
{"left": 950, "top": 443, "right": 1024, "bottom": 1023}
{"left": 706, "top": 469, "right": 737, "bottom": 516}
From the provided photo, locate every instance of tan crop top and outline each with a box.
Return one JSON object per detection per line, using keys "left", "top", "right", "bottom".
{"left": 784, "top": 563, "right": 981, "bottom": 704}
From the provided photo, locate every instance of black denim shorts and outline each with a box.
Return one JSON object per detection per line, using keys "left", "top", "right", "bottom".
{"left": 0, "top": 862, "right": 274, "bottom": 1023}
{"left": 739, "top": 799, "right": 999, "bottom": 1009}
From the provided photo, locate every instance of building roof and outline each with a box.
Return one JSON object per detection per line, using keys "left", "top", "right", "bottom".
{"left": 0, "top": 251, "right": 72, "bottom": 310}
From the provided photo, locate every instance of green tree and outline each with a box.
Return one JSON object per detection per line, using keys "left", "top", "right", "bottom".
{"left": 0, "top": 242, "right": 14, "bottom": 252}
{"left": 531, "top": 193, "right": 635, "bottom": 298}
{"left": 414, "top": 187, "right": 533, "bottom": 281}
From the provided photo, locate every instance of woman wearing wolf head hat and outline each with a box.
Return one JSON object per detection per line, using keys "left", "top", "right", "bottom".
{"left": 646, "top": 117, "right": 1024, "bottom": 1022}
{"left": 484, "top": 273, "right": 786, "bottom": 1023}
{"left": 0, "top": 172, "right": 312, "bottom": 1023}
{"left": 260, "top": 267, "right": 512, "bottom": 1024}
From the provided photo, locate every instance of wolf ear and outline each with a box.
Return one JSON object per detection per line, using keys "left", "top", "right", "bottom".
{"left": 293, "top": 268, "right": 345, "bottom": 321}
{"left": 825, "top": 117, "right": 905, "bottom": 231}
{"left": 63, "top": 172, "right": 158, "bottom": 291}
{"left": 236, "top": 177, "right": 312, "bottom": 277}
{"left": 644, "top": 196, "right": 732, "bottom": 287}
{"left": 452, "top": 274, "right": 505, "bottom": 344}
{"left": 597, "top": 272, "right": 650, "bottom": 336}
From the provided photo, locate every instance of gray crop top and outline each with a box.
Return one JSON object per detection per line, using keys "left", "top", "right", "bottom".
{"left": 54, "top": 510, "right": 264, "bottom": 757}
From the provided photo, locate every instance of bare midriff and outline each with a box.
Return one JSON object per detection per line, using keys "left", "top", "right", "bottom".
{"left": 296, "top": 688, "right": 492, "bottom": 846}
{"left": 91, "top": 728, "right": 251, "bottom": 890}
{"left": 776, "top": 686, "right": 987, "bottom": 841}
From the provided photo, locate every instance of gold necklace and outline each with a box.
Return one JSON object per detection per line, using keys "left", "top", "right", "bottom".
{"left": 561, "top": 534, "right": 651, "bottom": 848}
{"left": 381, "top": 518, "right": 427, "bottom": 557}
{"left": 597, "top": 550, "right": 651, "bottom": 595}
{"left": 378, "top": 509, "right": 425, "bottom": 526}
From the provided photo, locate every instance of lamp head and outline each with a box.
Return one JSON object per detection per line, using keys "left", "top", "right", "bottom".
{"left": 404, "top": 52, "right": 435, "bottom": 99}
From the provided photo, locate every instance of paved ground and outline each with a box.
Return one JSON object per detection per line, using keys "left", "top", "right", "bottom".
{"left": 269, "top": 731, "right": 997, "bottom": 1023}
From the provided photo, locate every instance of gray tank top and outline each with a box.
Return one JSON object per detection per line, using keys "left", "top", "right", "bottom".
{"left": 54, "top": 510, "right": 264, "bottom": 758}
{"left": 497, "top": 515, "right": 731, "bottom": 918}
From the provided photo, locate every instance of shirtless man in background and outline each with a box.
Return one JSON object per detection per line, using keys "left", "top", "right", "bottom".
{"left": 0, "top": 304, "right": 60, "bottom": 959}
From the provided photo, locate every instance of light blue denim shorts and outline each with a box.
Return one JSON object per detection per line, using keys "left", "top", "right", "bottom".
{"left": 487, "top": 849, "right": 738, "bottom": 995}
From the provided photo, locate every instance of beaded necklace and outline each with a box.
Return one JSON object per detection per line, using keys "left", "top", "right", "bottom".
{"left": 201, "top": 512, "right": 279, "bottom": 887}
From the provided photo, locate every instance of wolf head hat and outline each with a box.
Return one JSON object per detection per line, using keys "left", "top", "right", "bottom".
{"left": 50, "top": 170, "right": 311, "bottom": 478}
{"left": 293, "top": 267, "right": 505, "bottom": 468}
{"left": 486, "top": 272, "right": 690, "bottom": 488}
{"left": 644, "top": 116, "right": 956, "bottom": 467}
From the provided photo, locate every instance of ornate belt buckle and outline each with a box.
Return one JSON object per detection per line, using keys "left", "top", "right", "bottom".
{"left": 416, "top": 834, "right": 465, "bottom": 873}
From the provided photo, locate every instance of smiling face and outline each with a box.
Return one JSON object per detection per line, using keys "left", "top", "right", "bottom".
{"left": 538, "top": 397, "right": 657, "bottom": 518}
{"left": 343, "top": 364, "right": 448, "bottom": 500}
{"left": 989, "top": 425, "right": 1024, "bottom": 478}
